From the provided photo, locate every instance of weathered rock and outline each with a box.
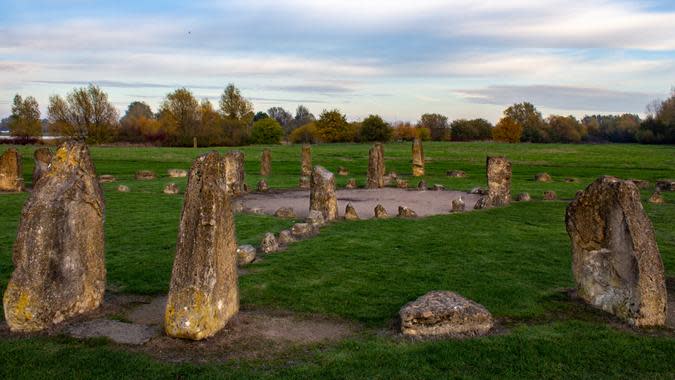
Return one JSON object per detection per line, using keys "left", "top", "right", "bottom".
{"left": 260, "top": 148, "right": 271, "bottom": 176}
{"left": 301, "top": 144, "right": 312, "bottom": 178}
{"left": 257, "top": 179, "right": 269, "bottom": 192}
{"left": 291, "top": 223, "right": 317, "bottom": 239}
{"left": 224, "top": 150, "right": 246, "bottom": 196}
{"left": 565, "top": 176, "right": 666, "bottom": 327}
{"left": 135, "top": 170, "right": 156, "bottom": 180}
{"left": 399, "top": 291, "right": 494, "bottom": 337}
{"left": 163, "top": 183, "right": 179, "bottom": 195}
{"left": 98, "top": 174, "right": 116, "bottom": 183}
{"left": 412, "top": 138, "right": 425, "bottom": 177}
{"left": 309, "top": 166, "right": 338, "bottom": 221}
{"left": 306, "top": 210, "right": 325, "bottom": 228}
{"left": 417, "top": 180, "right": 427, "bottom": 190}
{"left": 299, "top": 176, "right": 311, "bottom": 189}
{"left": 236, "top": 245, "right": 256, "bottom": 265}
{"left": 396, "top": 178, "right": 409, "bottom": 189}
{"left": 398, "top": 206, "right": 417, "bottom": 218}
{"left": 165, "top": 152, "right": 238, "bottom": 340}
{"left": 345, "top": 178, "right": 357, "bottom": 189}
{"left": 474, "top": 157, "right": 511, "bottom": 209}
{"left": 447, "top": 170, "right": 466, "bottom": 178}
{"left": 338, "top": 166, "right": 349, "bottom": 176}
{"left": 0, "top": 148, "right": 23, "bottom": 192}
{"left": 628, "top": 179, "right": 650, "bottom": 189}
{"left": 469, "top": 187, "right": 485, "bottom": 195}
{"left": 260, "top": 232, "right": 279, "bottom": 254}
{"left": 516, "top": 192, "right": 531, "bottom": 202}
{"left": 648, "top": 191, "right": 664, "bottom": 204}
{"left": 278, "top": 230, "right": 295, "bottom": 246}
{"left": 344, "top": 203, "right": 360, "bottom": 220}
{"left": 451, "top": 197, "right": 465, "bottom": 212}
{"left": 656, "top": 180, "right": 674, "bottom": 192}
{"left": 535, "top": 172, "right": 552, "bottom": 182}
{"left": 3, "top": 142, "right": 105, "bottom": 332}
{"left": 564, "top": 177, "right": 580, "bottom": 183}
{"left": 374, "top": 204, "right": 389, "bottom": 219}
{"left": 274, "top": 207, "right": 296, "bottom": 219}
{"left": 167, "top": 169, "right": 187, "bottom": 178}
{"left": 32, "top": 148, "right": 52, "bottom": 185}
{"left": 543, "top": 190, "right": 557, "bottom": 200}
{"left": 66, "top": 319, "right": 159, "bottom": 345}
{"left": 366, "top": 143, "right": 385, "bottom": 188}
{"left": 432, "top": 184, "right": 445, "bottom": 191}
{"left": 117, "top": 185, "right": 130, "bottom": 192}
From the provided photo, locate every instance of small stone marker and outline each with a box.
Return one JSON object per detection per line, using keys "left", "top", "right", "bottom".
{"left": 301, "top": 144, "right": 312, "bottom": 178}
{"left": 274, "top": 207, "right": 296, "bottom": 219}
{"left": 237, "top": 245, "right": 256, "bottom": 265}
{"left": 648, "top": 191, "right": 664, "bottom": 204}
{"left": 656, "top": 180, "right": 674, "bottom": 192}
{"left": 412, "top": 138, "right": 424, "bottom": 177}
{"left": 565, "top": 176, "right": 666, "bottom": 327}
{"left": 3, "top": 142, "right": 105, "bottom": 332}
{"left": 338, "top": 166, "right": 349, "bottom": 176}
{"left": 451, "top": 197, "right": 465, "bottom": 212}
{"left": 399, "top": 291, "right": 494, "bottom": 337}
{"left": 474, "top": 156, "right": 511, "bottom": 209}
{"left": 396, "top": 179, "right": 408, "bottom": 189}
{"left": 224, "top": 150, "right": 246, "bottom": 196}
{"left": 278, "top": 230, "right": 295, "bottom": 246}
{"left": 32, "top": 147, "right": 52, "bottom": 185}
{"left": 291, "top": 223, "right": 317, "bottom": 239}
{"left": 543, "top": 190, "right": 557, "bottom": 200}
{"left": 167, "top": 169, "right": 187, "bottom": 178}
{"left": 447, "top": 170, "right": 466, "bottom": 178}
{"left": 344, "top": 203, "right": 360, "bottom": 220}
{"left": 117, "top": 185, "right": 130, "bottom": 192}
{"left": 165, "top": 152, "right": 238, "bottom": 340}
{"left": 257, "top": 179, "right": 269, "bottom": 192}
{"left": 516, "top": 192, "right": 531, "bottom": 201}
{"left": 98, "top": 174, "right": 116, "bottom": 183}
{"left": 374, "top": 204, "right": 389, "bottom": 219}
{"left": 535, "top": 172, "right": 552, "bottom": 182}
{"left": 260, "top": 148, "right": 271, "bottom": 176}
{"left": 135, "top": 170, "right": 156, "bottom": 180}
{"left": 398, "top": 206, "right": 417, "bottom": 218}
{"left": 306, "top": 209, "right": 326, "bottom": 227}
{"left": 345, "top": 178, "right": 357, "bottom": 189}
{"left": 0, "top": 148, "right": 23, "bottom": 192}
{"left": 163, "top": 183, "right": 179, "bottom": 194}
{"left": 309, "top": 166, "right": 338, "bottom": 221}
{"left": 367, "top": 143, "right": 385, "bottom": 188}
{"left": 260, "top": 232, "right": 279, "bottom": 254}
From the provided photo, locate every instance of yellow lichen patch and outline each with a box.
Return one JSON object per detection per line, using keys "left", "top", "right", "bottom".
{"left": 3, "top": 283, "right": 44, "bottom": 332}
{"left": 164, "top": 288, "right": 226, "bottom": 340}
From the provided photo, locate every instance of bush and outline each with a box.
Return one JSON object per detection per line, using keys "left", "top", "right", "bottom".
{"left": 492, "top": 116, "right": 523, "bottom": 143}
{"left": 547, "top": 115, "right": 586, "bottom": 143}
{"left": 360, "top": 115, "right": 392, "bottom": 142}
{"left": 316, "top": 109, "right": 352, "bottom": 142}
{"left": 250, "top": 118, "right": 283, "bottom": 144}
{"left": 392, "top": 122, "right": 430, "bottom": 141}
{"left": 418, "top": 113, "right": 449, "bottom": 141}
{"left": 450, "top": 119, "right": 493, "bottom": 141}
{"left": 289, "top": 122, "right": 320, "bottom": 143}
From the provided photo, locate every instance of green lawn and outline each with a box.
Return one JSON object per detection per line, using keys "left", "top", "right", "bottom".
{"left": 1, "top": 142, "right": 674, "bottom": 379}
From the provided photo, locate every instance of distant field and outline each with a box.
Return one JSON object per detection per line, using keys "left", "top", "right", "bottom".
{"left": 0, "top": 142, "right": 674, "bottom": 379}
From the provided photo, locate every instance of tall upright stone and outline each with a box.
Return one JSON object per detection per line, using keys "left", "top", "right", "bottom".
{"left": 32, "top": 148, "right": 52, "bottom": 185}
{"left": 367, "top": 143, "right": 385, "bottom": 189}
{"left": 474, "top": 156, "right": 511, "bottom": 209}
{"left": 3, "top": 142, "right": 105, "bottom": 332}
{"left": 165, "top": 152, "right": 238, "bottom": 340}
{"left": 565, "top": 176, "right": 666, "bottom": 327}
{"left": 412, "top": 138, "right": 424, "bottom": 177}
{"left": 300, "top": 144, "right": 312, "bottom": 189}
{"left": 224, "top": 150, "right": 245, "bottom": 196}
{"left": 260, "top": 148, "right": 271, "bottom": 176}
{"left": 309, "top": 166, "right": 338, "bottom": 221}
{"left": 0, "top": 148, "right": 23, "bottom": 192}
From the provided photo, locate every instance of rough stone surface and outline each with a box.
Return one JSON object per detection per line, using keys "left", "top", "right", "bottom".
{"left": 374, "top": 204, "right": 389, "bottom": 219}
{"left": 66, "top": 319, "right": 159, "bottom": 345}
{"left": 447, "top": 170, "right": 466, "bottom": 178}
{"left": 656, "top": 180, "right": 674, "bottom": 192}
{"left": 648, "top": 191, "right": 664, "bottom": 204}
{"left": 301, "top": 144, "right": 312, "bottom": 178}
{"left": 417, "top": 180, "right": 427, "bottom": 190}
{"left": 163, "top": 183, "right": 179, "bottom": 195}
{"left": 344, "top": 203, "right": 360, "bottom": 220}
{"left": 469, "top": 187, "right": 485, "bottom": 195}
{"left": 0, "top": 148, "right": 23, "bottom": 192}
{"left": 274, "top": 207, "right": 296, "bottom": 219}
{"left": 338, "top": 166, "right": 349, "bottom": 176}
{"left": 257, "top": 179, "right": 269, "bottom": 192}
{"left": 451, "top": 197, "right": 465, "bottom": 212}
{"left": 367, "top": 143, "right": 385, "bottom": 189}
{"left": 260, "top": 233, "right": 279, "bottom": 254}
{"left": 543, "top": 190, "right": 557, "bottom": 200}
{"left": 117, "top": 185, "right": 130, "bottom": 192}
{"left": 432, "top": 184, "right": 445, "bottom": 191}
{"left": 412, "top": 138, "right": 425, "bottom": 177}
{"left": 278, "top": 230, "right": 295, "bottom": 246}
{"left": 345, "top": 178, "right": 357, "bottom": 189}
{"left": 135, "top": 170, "right": 156, "bottom": 180}
{"left": 535, "top": 173, "right": 552, "bottom": 182}
{"left": 224, "top": 150, "right": 246, "bottom": 196}
{"left": 32, "top": 148, "right": 52, "bottom": 185}
{"left": 309, "top": 166, "right": 338, "bottom": 221}
{"left": 565, "top": 176, "right": 667, "bottom": 327}
{"left": 398, "top": 206, "right": 417, "bottom": 218}
{"left": 167, "top": 169, "right": 187, "bottom": 178}
{"left": 306, "top": 209, "right": 326, "bottom": 226}
{"left": 291, "top": 223, "right": 317, "bottom": 239}
{"left": 98, "top": 175, "right": 116, "bottom": 183}
{"left": 299, "top": 176, "right": 311, "bottom": 189}
{"left": 260, "top": 148, "right": 271, "bottom": 176}
{"left": 3, "top": 142, "right": 105, "bottom": 332}
{"left": 165, "top": 151, "right": 238, "bottom": 340}
{"left": 628, "top": 179, "right": 650, "bottom": 189}
{"left": 236, "top": 245, "right": 256, "bottom": 265}
{"left": 516, "top": 192, "right": 531, "bottom": 202}
{"left": 399, "top": 291, "right": 494, "bottom": 337}
{"left": 474, "top": 157, "right": 511, "bottom": 209}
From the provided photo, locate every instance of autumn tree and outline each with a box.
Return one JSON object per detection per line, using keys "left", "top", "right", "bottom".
{"left": 360, "top": 114, "right": 391, "bottom": 142}
{"left": 158, "top": 88, "right": 199, "bottom": 146}
{"left": 197, "top": 99, "right": 226, "bottom": 146}
{"left": 316, "top": 109, "right": 351, "bottom": 142}
{"left": 492, "top": 116, "right": 523, "bottom": 143}
{"left": 503, "top": 102, "right": 547, "bottom": 142}
{"left": 48, "top": 84, "right": 118, "bottom": 143}
{"left": 250, "top": 118, "right": 283, "bottom": 144}
{"left": 119, "top": 101, "right": 159, "bottom": 142}
{"left": 219, "top": 83, "right": 253, "bottom": 121}
{"left": 450, "top": 119, "right": 493, "bottom": 141}
{"left": 547, "top": 115, "right": 586, "bottom": 143}
{"left": 287, "top": 104, "right": 316, "bottom": 134}
{"left": 9, "top": 94, "right": 42, "bottom": 137}
{"left": 289, "top": 122, "right": 319, "bottom": 143}
{"left": 418, "top": 113, "right": 449, "bottom": 141}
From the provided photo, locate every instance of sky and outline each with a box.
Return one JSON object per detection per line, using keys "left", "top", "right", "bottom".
{"left": 1, "top": 0, "right": 674, "bottom": 123}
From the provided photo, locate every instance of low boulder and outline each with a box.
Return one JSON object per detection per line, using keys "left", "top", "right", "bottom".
{"left": 447, "top": 170, "right": 466, "bottom": 178}
{"left": 257, "top": 179, "right": 269, "bottom": 192}
{"left": 237, "top": 245, "right": 257, "bottom": 265}
{"left": 344, "top": 203, "right": 360, "bottom": 220}
{"left": 396, "top": 179, "right": 409, "bottom": 189}
{"left": 291, "top": 223, "right": 317, "bottom": 239}
{"left": 398, "top": 206, "right": 417, "bottom": 218}
{"left": 117, "top": 185, "right": 130, "bottom": 192}
{"left": 648, "top": 191, "right": 664, "bottom": 204}
{"left": 260, "top": 232, "right": 279, "bottom": 254}
{"left": 163, "top": 183, "right": 179, "bottom": 195}
{"left": 451, "top": 197, "right": 465, "bottom": 212}
{"left": 274, "top": 207, "right": 296, "bottom": 219}
{"left": 338, "top": 166, "right": 349, "bottom": 176}
{"left": 345, "top": 178, "right": 357, "bottom": 189}
{"left": 306, "top": 209, "right": 326, "bottom": 226}
{"left": 516, "top": 192, "right": 531, "bottom": 202}
{"left": 374, "top": 204, "right": 389, "bottom": 219}
{"left": 535, "top": 173, "right": 552, "bottom": 182}
{"left": 278, "top": 230, "right": 295, "bottom": 246}
{"left": 167, "top": 169, "right": 187, "bottom": 178}
{"left": 135, "top": 170, "right": 156, "bottom": 180}
{"left": 543, "top": 190, "right": 557, "bottom": 200}
{"left": 98, "top": 175, "right": 116, "bottom": 183}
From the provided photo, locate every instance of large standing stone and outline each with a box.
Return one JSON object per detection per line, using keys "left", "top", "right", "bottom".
{"left": 32, "top": 148, "right": 52, "bottom": 185}
{"left": 301, "top": 144, "right": 312, "bottom": 177}
{"left": 412, "top": 138, "right": 424, "bottom": 177}
{"left": 565, "top": 176, "right": 666, "bottom": 327}
{"left": 224, "top": 150, "right": 245, "bottom": 196}
{"left": 309, "top": 166, "right": 338, "bottom": 221}
{"left": 0, "top": 148, "right": 23, "bottom": 192}
{"left": 366, "top": 143, "right": 385, "bottom": 189}
{"left": 474, "top": 156, "right": 511, "bottom": 209}
{"left": 260, "top": 148, "right": 271, "bottom": 176}
{"left": 3, "top": 142, "right": 105, "bottom": 332}
{"left": 165, "top": 152, "right": 238, "bottom": 340}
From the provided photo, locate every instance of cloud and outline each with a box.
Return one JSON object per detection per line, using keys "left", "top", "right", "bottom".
{"left": 455, "top": 85, "right": 661, "bottom": 113}
{"left": 265, "top": 83, "right": 355, "bottom": 94}
{"left": 32, "top": 80, "right": 223, "bottom": 89}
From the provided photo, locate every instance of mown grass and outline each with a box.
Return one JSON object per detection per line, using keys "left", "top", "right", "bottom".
{"left": 0, "top": 142, "right": 674, "bottom": 379}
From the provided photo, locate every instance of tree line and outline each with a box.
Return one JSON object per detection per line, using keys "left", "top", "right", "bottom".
{"left": 2, "top": 84, "right": 674, "bottom": 145}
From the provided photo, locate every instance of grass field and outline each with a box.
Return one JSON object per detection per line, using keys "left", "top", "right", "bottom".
{"left": 0, "top": 142, "right": 674, "bottom": 379}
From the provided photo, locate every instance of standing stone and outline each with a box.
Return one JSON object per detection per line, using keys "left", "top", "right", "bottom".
{"left": 451, "top": 197, "right": 465, "bottom": 212}
{"left": 224, "top": 151, "right": 246, "bottom": 196}
{"left": 165, "top": 152, "right": 238, "bottom": 340}
{"left": 344, "top": 203, "right": 360, "bottom": 220}
{"left": 374, "top": 204, "right": 389, "bottom": 219}
{"left": 309, "top": 166, "right": 338, "bottom": 221}
{"left": 412, "top": 138, "right": 425, "bottom": 177}
{"left": 32, "top": 148, "right": 52, "bottom": 185}
{"left": 367, "top": 143, "right": 385, "bottom": 189}
{"left": 474, "top": 156, "right": 511, "bottom": 209}
{"left": 0, "top": 148, "right": 23, "bottom": 192}
{"left": 565, "top": 176, "right": 666, "bottom": 327}
{"left": 257, "top": 179, "right": 269, "bottom": 192}
{"left": 260, "top": 148, "right": 271, "bottom": 176}
{"left": 3, "top": 142, "right": 105, "bottom": 332}
{"left": 301, "top": 144, "right": 312, "bottom": 177}
{"left": 260, "top": 233, "right": 279, "bottom": 254}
